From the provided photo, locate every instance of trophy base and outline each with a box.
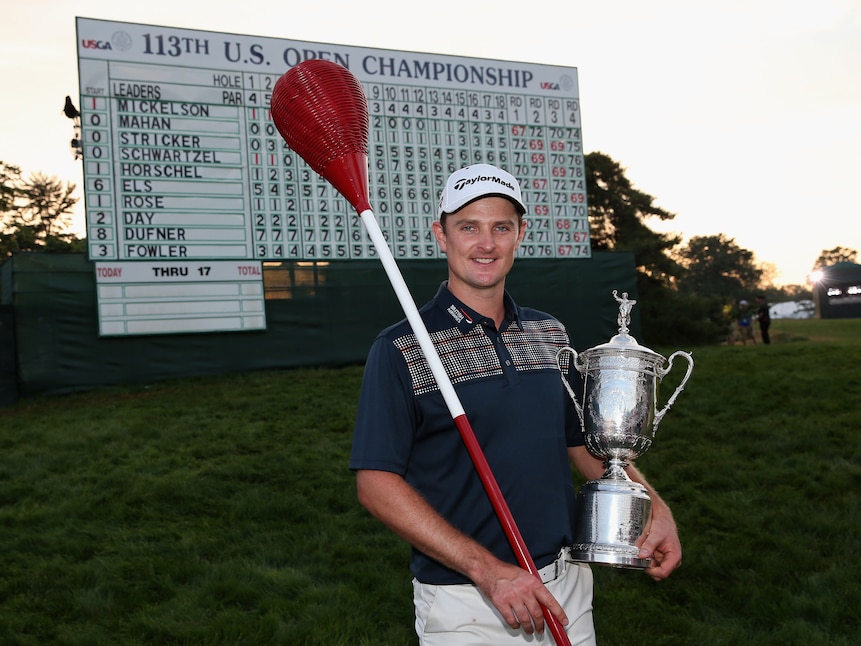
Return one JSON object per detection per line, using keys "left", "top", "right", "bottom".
{"left": 569, "top": 478, "right": 652, "bottom": 569}
{"left": 569, "top": 544, "right": 652, "bottom": 569}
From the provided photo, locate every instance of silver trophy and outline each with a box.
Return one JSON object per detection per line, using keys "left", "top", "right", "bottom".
{"left": 556, "top": 291, "right": 693, "bottom": 568}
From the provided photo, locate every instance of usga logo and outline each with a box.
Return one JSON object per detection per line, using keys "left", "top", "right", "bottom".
{"left": 540, "top": 75, "right": 575, "bottom": 92}
{"left": 81, "top": 40, "right": 112, "bottom": 50}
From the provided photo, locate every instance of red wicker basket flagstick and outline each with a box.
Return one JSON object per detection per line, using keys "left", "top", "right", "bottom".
{"left": 270, "top": 60, "right": 570, "bottom": 646}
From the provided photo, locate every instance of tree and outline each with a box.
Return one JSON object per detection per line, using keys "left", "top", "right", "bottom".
{"left": 22, "top": 172, "right": 78, "bottom": 238}
{"left": 585, "top": 151, "right": 682, "bottom": 283}
{"left": 0, "top": 162, "right": 25, "bottom": 217}
{"left": 769, "top": 283, "right": 812, "bottom": 303}
{"left": 583, "top": 152, "right": 726, "bottom": 345}
{"left": 813, "top": 246, "right": 858, "bottom": 269}
{"left": 675, "top": 233, "right": 763, "bottom": 301}
{"left": 0, "top": 161, "right": 83, "bottom": 261}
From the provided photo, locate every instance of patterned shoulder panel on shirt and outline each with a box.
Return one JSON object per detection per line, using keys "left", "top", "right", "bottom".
{"left": 392, "top": 317, "right": 569, "bottom": 397}
{"left": 504, "top": 319, "right": 570, "bottom": 372}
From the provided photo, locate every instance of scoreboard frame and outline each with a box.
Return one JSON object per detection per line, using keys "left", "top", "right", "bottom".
{"left": 75, "top": 17, "right": 590, "bottom": 336}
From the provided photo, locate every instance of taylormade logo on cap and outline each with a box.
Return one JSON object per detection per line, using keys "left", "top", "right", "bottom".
{"left": 453, "top": 174, "right": 516, "bottom": 193}
{"left": 438, "top": 164, "right": 526, "bottom": 218}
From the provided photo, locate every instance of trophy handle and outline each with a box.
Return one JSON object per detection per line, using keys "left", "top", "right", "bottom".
{"left": 653, "top": 350, "right": 694, "bottom": 431}
{"left": 555, "top": 346, "right": 585, "bottom": 424}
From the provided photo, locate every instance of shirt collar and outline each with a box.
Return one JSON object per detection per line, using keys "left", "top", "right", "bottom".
{"left": 433, "top": 282, "right": 521, "bottom": 333}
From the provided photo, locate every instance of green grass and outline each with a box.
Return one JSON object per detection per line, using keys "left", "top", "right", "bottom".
{"left": 1, "top": 318, "right": 859, "bottom": 645}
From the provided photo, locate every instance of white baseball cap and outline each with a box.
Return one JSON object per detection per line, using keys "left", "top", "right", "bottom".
{"left": 437, "top": 164, "right": 526, "bottom": 218}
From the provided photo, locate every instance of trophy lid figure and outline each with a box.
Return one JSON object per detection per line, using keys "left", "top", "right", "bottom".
{"left": 613, "top": 290, "right": 636, "bottom": 335}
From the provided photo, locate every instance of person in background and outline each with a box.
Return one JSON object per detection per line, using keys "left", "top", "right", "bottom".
{"left": 350, "top": 163, "right": 682, "bottom": 645}
{"left": 756, "top": 295, "right": 771, "bottom": 344}
{"left": 722, "top": 301, "right": 737, "bottom": 345}
{"left": 736, "top": 299, "right": 756, "bottom": 345}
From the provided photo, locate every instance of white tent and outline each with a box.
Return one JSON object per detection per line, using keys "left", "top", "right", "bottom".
{"left": 770, "top": 300, "right": 815, "bottom": 319}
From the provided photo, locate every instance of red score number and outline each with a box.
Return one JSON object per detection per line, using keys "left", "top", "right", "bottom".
{"left": 556, "top": 221, "right": 588, "bottom": 242}
{"left": 557, "top": 242, "right": 587, "bottom": 256}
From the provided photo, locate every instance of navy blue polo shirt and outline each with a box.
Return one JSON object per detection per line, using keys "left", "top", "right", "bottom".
{"left": 350, "top": 282, "right": 585, "bottom": 585}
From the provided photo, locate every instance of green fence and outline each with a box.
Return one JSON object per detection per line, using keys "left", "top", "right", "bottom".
{"left": 0, "top": 252, "right": 638, "bottom": 402}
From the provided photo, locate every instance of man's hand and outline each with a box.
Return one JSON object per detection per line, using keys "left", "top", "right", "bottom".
{"left": 472, "top": 560, "right": 568, "bottom": 635}
{"left": 636, "top": 497, "right": 682, "bottom": 581}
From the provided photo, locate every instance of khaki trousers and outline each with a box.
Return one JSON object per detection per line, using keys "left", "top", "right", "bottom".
{"left": 412, "top": 558, "right": 596, "bottom": 645}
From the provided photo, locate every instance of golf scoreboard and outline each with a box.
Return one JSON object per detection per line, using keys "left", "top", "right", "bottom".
{"left": 76, "top": 17, "right": 589, "bottom": 335}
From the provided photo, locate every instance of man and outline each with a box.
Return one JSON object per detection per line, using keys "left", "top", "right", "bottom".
{"left": 755, "top": 295, "right": 771, "bottom": 344}
{"left": 736, "top": 299, "right": 756, "bottom": 345}
{"left": 350, "top": 164, "right": 681, "bottom": 645}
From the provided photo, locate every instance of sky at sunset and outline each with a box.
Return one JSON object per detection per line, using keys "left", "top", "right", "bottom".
{"left": 3, "top": 0, "right": 859, "bottom": 285}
